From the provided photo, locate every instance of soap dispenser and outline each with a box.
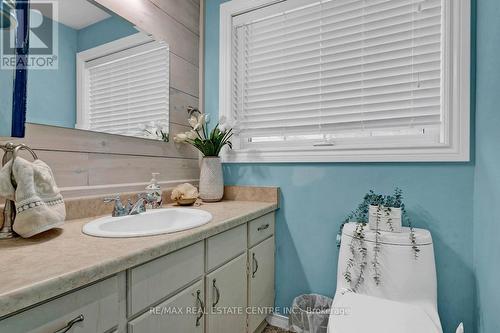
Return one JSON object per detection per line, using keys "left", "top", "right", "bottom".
{"left": 146, "top": 173, "right": 162, "bottom": 209}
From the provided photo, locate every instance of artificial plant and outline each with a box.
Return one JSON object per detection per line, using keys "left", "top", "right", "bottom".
{"left": 173, "top": 107, "right": 233, "bottom": 156}
{"left": 341, "top": 188, "right": 420, "bottom": 291}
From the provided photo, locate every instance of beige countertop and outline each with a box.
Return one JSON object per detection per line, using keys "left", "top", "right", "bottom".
{"left": 0, "top": 200, "right": 278, "bottom": 318}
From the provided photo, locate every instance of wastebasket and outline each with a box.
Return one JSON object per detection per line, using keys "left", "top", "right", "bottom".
{"left": 290, "top": 294, "right": 333, "bottom": 333}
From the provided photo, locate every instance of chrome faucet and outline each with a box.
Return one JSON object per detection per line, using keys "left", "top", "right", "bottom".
{"left": 104, "top": 194, "right": 153, "bottom": 217}
{"left": 103, "top": 196, "right": 129, "bottom": 217}
{"left": 129, "top": 194, "right": 147, "bottom": 215}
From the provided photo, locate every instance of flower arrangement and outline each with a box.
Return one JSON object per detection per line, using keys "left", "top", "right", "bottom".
{"left": 173, "top": 107, "right": 234, "bottom": 156}
{"left": 139, "top": 121, "right": 169, "bottom": 142}
{"left": 341, "top": 188, "right": 419, "bottom": 291}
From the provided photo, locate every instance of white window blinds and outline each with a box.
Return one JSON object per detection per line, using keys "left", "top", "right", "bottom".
{"left": 231, "top": 0, "right": 443, "bottom": 149}
{"left": 83, "top": 41, "right": 169, "bottom": 137}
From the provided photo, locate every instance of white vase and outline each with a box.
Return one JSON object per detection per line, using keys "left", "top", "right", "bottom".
{"left": 199, "top": 156, "right": 224, "bottom": 202}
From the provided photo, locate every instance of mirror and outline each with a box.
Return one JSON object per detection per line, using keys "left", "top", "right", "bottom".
{"left": 0, "top": 0, "right": 29, "bottom": 138}
{"left": 25, "top": 0, "right": 170, "bottom": 141}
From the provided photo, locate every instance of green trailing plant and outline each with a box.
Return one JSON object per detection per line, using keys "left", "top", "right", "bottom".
{"left": 340, "top": 188, "right": 419, "bottom": 291}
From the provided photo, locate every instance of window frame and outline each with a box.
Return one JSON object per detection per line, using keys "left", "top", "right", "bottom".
{"left": 76, "top": 32, "right": 162, "bottom": 132}
{"left": 218, "top": 0, "right": 470, "bottom": 163}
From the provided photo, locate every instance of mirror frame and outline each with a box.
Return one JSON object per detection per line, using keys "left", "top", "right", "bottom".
{"left": 9, "top": 0, "right": 29, "bottom": 138}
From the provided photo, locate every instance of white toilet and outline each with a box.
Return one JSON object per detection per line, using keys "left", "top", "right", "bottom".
{"left": 327, "top": 223, "right": 443, "bottom": 333}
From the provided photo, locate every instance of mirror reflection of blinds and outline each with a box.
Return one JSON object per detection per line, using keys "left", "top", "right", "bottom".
{"left": 231, "top": 0, "right": 442, "bottom": 149}
{"left": 86, "top": 42, "right": 169, "bottom": 136}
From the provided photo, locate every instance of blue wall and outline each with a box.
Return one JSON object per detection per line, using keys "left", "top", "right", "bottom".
{"left": 473, "top": 0, "right": 500, "bottom": 332}
{"left": 27, "top": 19, "right": 77, "bottom": 128}
{"left": 77, "top": 15, "right": 137, "bottom": 52}
{"left": 0, "top": 68, "right": 13, "bottom": 136}
{"left": 205, "top": 1, "right": 477, "bottom": 332}
{"left": 26, "top": 15, "right": 137, "bottom": 128}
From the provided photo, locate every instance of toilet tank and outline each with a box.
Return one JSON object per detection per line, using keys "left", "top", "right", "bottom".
{"left": 337, "top": 223, "right": 438, "bottom": 310}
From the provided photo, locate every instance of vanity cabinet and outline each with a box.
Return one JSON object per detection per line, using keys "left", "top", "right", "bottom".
{"left": 0, "top": 212, "right": 275, "bottom": 333}
{"left": 128, "top": 241, "right": 204, "bottom": 316}
{"left": 206, "top": 254, "right": 248, "bottom": 333}
{"left": 248, "top": 236, "right": 275, "bottom": 333}
{"left": 128, "top": 280, "right": 204, "bottom": 333}
{"left": 0, "top": 275, "right": 121, "bottom": 333}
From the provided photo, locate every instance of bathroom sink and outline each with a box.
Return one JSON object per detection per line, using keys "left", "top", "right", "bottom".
{"left": 82, "top": 208, "right": 212, "bottom": 238}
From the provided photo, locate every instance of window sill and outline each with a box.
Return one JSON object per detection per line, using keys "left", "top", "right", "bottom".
{"left": 221, "top": 144, "right": 470, "bottom": 163}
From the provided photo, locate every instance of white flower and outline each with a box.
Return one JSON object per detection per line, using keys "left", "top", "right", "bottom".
{"left": 186, "top": 130, "right": 197, "bottom": 140}
{"left": 173, "top": 133, "right": 187, "bottom": 143}
{"left": 198, "top": 114, "right": 206, "bottom": 126}
{"left": 188, "top": 116, "right": 198, "bottom": 129}
{"left": 219, "top": 123, "right": 228, "bottom": 132}
{"left": 204, "top": 114, "right": 210, "bottom": 124}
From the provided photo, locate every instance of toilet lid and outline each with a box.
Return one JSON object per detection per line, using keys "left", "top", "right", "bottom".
{"left": 327, "top": 292, "right": 442, "bottom": 333}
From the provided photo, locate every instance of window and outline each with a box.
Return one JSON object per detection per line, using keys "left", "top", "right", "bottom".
{"left": 77, "top": 33, "right": 169, "bottom": 138}
{"left": 219, "top": 0, "right": 470, "bottom": 162}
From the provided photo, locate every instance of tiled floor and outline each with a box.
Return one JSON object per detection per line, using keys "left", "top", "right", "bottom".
{"left": 262, "top": 325, "right": 290, "bottom": 333}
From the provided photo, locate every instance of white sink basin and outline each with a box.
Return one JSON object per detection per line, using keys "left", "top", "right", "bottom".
{"left": 82, "top": 208, "right": 212, "bottom": 238}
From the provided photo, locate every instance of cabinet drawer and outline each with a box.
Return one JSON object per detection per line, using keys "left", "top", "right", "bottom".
{"left": 207, "top": 224, "right": 246, "bottom": 272}
{"left": 128, "top": 280, "right": 204, "bottom": 333}
{"left": 248, "top": 213, "right": 274, "bottom": 248}
{"left": 0, "top": 276, "right": 119, "bottom": 333}
{"left": 129, "top": 241, "right": 204, "bottom": 316}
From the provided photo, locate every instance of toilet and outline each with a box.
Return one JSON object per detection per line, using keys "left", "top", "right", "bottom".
{"left": 328, "top": 223, "right": 443, "bottom": 333}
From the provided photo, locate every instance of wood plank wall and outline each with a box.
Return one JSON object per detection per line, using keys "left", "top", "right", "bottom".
{"left": 0, "top": 0, "right": 201, "bottom": 198}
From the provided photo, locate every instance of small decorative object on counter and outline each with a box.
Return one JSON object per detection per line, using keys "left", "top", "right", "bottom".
{"left": 171, "top": 183, "right": 199, "bottom": 206}
{"left": 174, "top": 107, "right": 236, "bottom": 202}
{"left": 145, "top": 173, "right": 162, "bottom": 209}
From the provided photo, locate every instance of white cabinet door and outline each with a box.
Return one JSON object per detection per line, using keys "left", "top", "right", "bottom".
{"left": 248, "top": 236, "right": 275, "bottom": 333}
{"left": 206, "top": 253, "right": 248, "bottom": 333}
{"left": 128, "top": 280, "right": 204, "bottom": 333}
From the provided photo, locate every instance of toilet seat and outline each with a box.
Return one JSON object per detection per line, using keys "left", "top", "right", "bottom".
{"left": 327, "top": 292, "right": 442, "bottom": 333}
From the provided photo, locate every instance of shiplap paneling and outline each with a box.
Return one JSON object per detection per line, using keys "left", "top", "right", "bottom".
{"left": 87, "top": 154, "right": 199, "bottom": 186}
{"left": 96, "top": 0, "right": 199, "bottom": 66}
{"left": 170, "top": 88, "right": 199, "bottom": 126}
{"left": 2, "top": 122, "right": 197, "bottom": 159}
{"left": 27, "top": 150, "right": 90, "bottom": 188}
{"left": 151, "top": 0, "right": 200, "bottom": 35}
{"left": 171, "top": 53, "right": 199, "bottom": 97}
{"left": 0, "top": 0, "right": 200, "bottom": 198}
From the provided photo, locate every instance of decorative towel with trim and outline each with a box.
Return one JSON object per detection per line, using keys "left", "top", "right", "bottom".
{"left": 0, "top": 157, "right": 65, "bottom": 238}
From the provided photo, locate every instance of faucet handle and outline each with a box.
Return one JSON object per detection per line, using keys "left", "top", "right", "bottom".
{"left": 103, "top": 195, "right": 128, "bottom": 217}
{"left": 103, "top": 195, "right": 121, "bottom": 203}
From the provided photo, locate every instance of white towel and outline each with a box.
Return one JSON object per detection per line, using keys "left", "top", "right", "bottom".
{"left": 0, "top": 157, "right": 66, "bottom": 238}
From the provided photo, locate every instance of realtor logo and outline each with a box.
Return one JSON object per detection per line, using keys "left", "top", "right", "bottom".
{"left": 1, "top": 0, "right": 58, "bottom": 69}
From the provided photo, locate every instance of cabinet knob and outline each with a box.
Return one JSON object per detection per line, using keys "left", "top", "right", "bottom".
{"left": 257, "top": 223, "right": 270, "bottom": 231}
{"left": 54, "top": 314, "right": 84, "bottom": 333}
